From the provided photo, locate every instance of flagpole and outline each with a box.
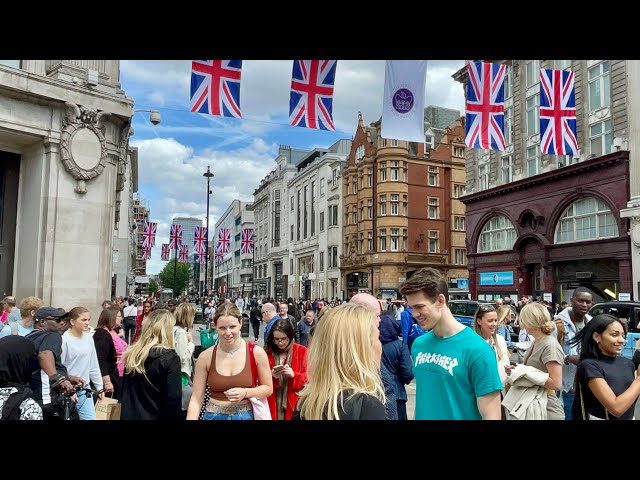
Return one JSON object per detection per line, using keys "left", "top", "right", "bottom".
{"left": 173, "top": 244, "right": 178, "bottom": 297}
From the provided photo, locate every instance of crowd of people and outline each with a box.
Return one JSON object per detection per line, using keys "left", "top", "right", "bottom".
{"left": 1, "top": 271, "right": 639, "bottom": 420}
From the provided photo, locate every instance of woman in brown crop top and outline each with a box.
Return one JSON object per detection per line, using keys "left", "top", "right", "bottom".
{"left": 186, "top": 303, "right": 272, "bottom": 420}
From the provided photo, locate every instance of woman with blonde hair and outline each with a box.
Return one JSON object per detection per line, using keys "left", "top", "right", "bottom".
{"left": 472, "top": 304, "right": 510, "bottom": 392}
{"left": 496, "top": 305, "right": 515, "bottom": 350}
{"left": 174, "top": 302, "right": 196, "bottom": 413}
{"left": 187, "top": 302, "right": 272, "bottom": 420}
{"left": 293, "top": 302, "right": 386, "bottom": 420}
{"left": 503, "top": 302, "right": 565, "bottom": 420}
{"left": 120, "top": 309, "right": 182, "bottom": 420}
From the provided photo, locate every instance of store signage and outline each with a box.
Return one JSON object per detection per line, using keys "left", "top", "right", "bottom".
{"left": 479, "top": 271, "right": 513, "bottom": 286}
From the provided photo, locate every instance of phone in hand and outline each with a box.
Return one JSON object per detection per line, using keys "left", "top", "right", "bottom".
{"left": 273, "top": 364, "right": 285, "bottom": 372}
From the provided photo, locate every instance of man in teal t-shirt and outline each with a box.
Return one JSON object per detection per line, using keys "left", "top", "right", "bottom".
{"left": 400, "top": 267, "right": 503, "bottom": 420}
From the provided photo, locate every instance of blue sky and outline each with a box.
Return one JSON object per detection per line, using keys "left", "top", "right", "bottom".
{"left": 120, "top": 60, "right": 466, "bottom": 274}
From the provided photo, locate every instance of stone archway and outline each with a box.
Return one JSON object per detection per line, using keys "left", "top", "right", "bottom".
{"left": 515, "top": 235, "right": 546, "bottom": 298}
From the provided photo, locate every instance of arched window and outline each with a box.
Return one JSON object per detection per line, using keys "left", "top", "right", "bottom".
{"left": 555, "top": 197, "right": 618, "bottom": 243}
{"left": 478, "top": 215, "right": 517, "bottom": 252}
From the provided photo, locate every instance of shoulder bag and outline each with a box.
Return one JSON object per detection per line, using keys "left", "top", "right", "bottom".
{"left": 248, "top": 342, "right": 271, "bottom": 420}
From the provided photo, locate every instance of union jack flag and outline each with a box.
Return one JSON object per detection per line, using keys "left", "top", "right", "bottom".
{"left": 178, "top": 244, "right": 189, "bottom": 263}
{"left": 161, "top": 244, "right": 170, "bottom": 261}
{"left": 190, "top": 60, "right": 242, "bottom": 118}
{"left": 169, "top": 224, "right": 182, "bottom": 250}
{"left": 142, "top": 248, "right": 151, "bottom": 260}
{"left": 241, "top": 228, "right": 254, "bottom": 254}
{"left": 197, "top": 252, "right": 207, "bottom": 265}
{"left": 214, "top": 244, "right": 224, "bottom": 266}
{"left": 142, "top": 221, "right": 157, "bottom": 249}
{"left": 193, "top": 226, "right": 208, "bottom": 254}
{"left": 217, "top": 228, "right": 231, "bottom": 254}
{"left": 540, "top": 68, "right": 578, "bottom": 156}
{"left": 289, "top": 60, "right": 337, "bottom": 131}
{"left": 465, "top": 61, "right": 506, "bottom": 151}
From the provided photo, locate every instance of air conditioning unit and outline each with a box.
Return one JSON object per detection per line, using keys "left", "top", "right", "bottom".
{"left": 575, "top": 271, "right": 593, "bottom": 279}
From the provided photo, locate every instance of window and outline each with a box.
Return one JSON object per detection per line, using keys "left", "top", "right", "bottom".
{"left": 379, "top": 195, "right": 387, "bottom": 215}
{"left": 403, "top": 229, "right": 408, "bottom": 250}
{"left": 380, "top": 163, "right": 387, "bottom": 181}
{"left": 428, "top": 231, "right": 439, "bottom": 253}
{"left": 290, "top": 224, "right": 294, "bottom": 241}
{"left": 290, "top": 195, "right": 294, "bottom": 211}
{"left": 329, "top": 205, "right": 339, "bottom": 226}
{"left": 296, "top": 190, "right": 301, "bottom": 241}
{"left": 359, "top": 233, "right": 364, "bottom": 253}
{"left": 0, "top": 61, "right": 20, "bottom": 68}
{"left": 368, "top": 232, "right": 373, "bottom": 251}
{"left": 526, "top": 94, "right": 539, "bottom": 136}
{"left": 425, "top": 135, "right": 434, "bottom": 154}
{"left": 403, "top": 194, "right": 408, "bottom": 215}
{"left": 501, "top": 156, "right": 513, "bottom": 183}
{"left": 526, "top": 60, "right": 540, "bottom": 87}
{"left": 590, "top": 119, "right": 612, "bottom": 158}
{"left": 527, "top": 145, "right": 541, "bottom": 177}
{"left": 588, "top": 61, "right": 610, "bottom": 111}
{"left": 328, "top": 246, "right": 338, "bottom": 268}
{"left": 454, "top": 216, "right": 465, "bottom": 231}
{"left": 555, "top": 60, "right": 571, "bottom": 70}
{"left": 360, "top": 201, "right": 364, "bottom": 221}
{"left": 352, "top": 209, "right": 357, "bottom": 224}
{"left": 453, "top": 184, "right": 466, "bottom": 198}
{"left": 453, "top": 146, "right": 464, "bottom": 157}
{"left": 319, "top": 252, "right": 324, "bottom": 272}
{"left": 428, "top": 166, "right": 438, "bottom": 186}
{"left": 454, "top": 248, "right": 467, "bottom": 265}
{"left": 428, "top": 197, "right": 439, "bottom": 219}
{"left": 390, "top": 228, "right": 399, "bottom": 251}
{"left": 367, "top": 199, "right": 373, "bottom": 219}
{"left": 479, "top": 163, "right": 489, "bottom": 190}
{"left": 379, "top": 229, "right": 387, "bottom": 251}
{"left": 310, "top": 181, "right": 316, "bottom": 236}
{"left": 555, "top": 197, "right": 618, "bottom": 243}
{"left": 504, "top": 66, "right": 512, "bottom": 98}
{"left": 391, "top": 194, "right": 399, "bottom": 215}
{"left": 351, "top": 178, "right": 357, "bottom": 194}
{"left": 332, "top": 169, "right": 338, "bottom": 186}
{"left": 356, "top": 144, "right": 365, "bottom": 160}
{"left": 367, "top": 173, "right": 372, "bottom": 187}
{"left": 478, "top": 215, "right": 517, "bottom": 252}
{"left": 504, "top": 107, "right": 513, "bottom": 145}
{"left": 320, "top": 178, "right": 325, "bottom": 196}
{"left": 320, "top": 211, "right": 325, "bottom": 232}
{"left": 303, "top": 185, "right": 308, "bottom": 239}
{"left": 391, "top": 167, "right": 399, "bottom": 181}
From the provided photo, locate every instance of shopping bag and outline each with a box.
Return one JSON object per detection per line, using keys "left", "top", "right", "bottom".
{"left": 95, "top": 396, "right": 121, "bottom": 420}
{"left": 200, "top": 327, "right": 218, "bottom": 350}
{"left": 249, "top": 397, "right": 271, "bottom": 420}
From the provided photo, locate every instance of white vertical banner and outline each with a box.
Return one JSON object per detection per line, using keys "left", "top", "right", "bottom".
{"left": 381, "top": 60, "right": 427, "bottom": 143}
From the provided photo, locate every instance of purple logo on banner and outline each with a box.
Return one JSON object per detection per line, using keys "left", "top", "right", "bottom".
{"left": 393, "top": 89, "right": 414, "bottom": 114}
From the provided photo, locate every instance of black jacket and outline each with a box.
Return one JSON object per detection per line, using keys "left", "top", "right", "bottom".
{"left": 120, "top": 347, "right": 182, "bottom": 420}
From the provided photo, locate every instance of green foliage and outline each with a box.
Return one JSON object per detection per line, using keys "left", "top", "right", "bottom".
{"left": 148, "top": 278, "right": 158, "bottom": 296}
{"left": 158, "top": 259, "right": 191, "bottom": 296}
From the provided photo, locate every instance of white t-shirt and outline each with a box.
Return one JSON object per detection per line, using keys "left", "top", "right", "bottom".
{"left": 61, "top": 331, "right": 103, "bottom": 389}
{"left": 123, "top": 305, "right": 138, "bottom": 317}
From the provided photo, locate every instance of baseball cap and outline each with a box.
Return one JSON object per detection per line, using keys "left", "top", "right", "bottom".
{"left": 35, "top": 307, "right": 69, "bottom": 321}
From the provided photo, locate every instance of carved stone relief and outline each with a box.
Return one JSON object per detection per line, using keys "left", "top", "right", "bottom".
{"left": 60, "top": 102, "right": 109, "bottom": 194}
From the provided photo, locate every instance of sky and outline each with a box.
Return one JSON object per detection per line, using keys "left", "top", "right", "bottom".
{"left": 120, "top": 60, "right": 466, "bottom": 274}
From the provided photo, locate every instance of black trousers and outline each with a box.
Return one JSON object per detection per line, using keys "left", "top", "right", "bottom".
{"left": 397, "top": 400, "right": 408, "bottom": 421}
{"left": 123, "top": 317, "right": 137, "bottom": 344}
{"left": 251, "top": 320, "right": 261, "bottom": 339}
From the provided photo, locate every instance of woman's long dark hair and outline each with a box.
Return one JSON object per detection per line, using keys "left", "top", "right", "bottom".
{"left": 568, "top": 314, "right": 626, "bottom": 361}
{"left": 266, "top": 319, "right": 294, "bottom": 354}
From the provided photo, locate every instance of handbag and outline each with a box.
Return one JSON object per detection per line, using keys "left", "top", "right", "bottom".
{"left": 248, "top": 342, "right": 271, "bottom": 420}
{"left": 95, "top": 394, "right": 121, "bottom": 420}
{"left": 200, "top": 327, "right": 218, "bottom": 350}
{"left": 578, "top": 379, "right": 609, "bottom": 420}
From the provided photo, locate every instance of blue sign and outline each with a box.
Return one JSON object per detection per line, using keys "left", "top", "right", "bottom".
{"left": 457, "top": 278, "right": 469, "bottom": 289}
{"left": 479, "top": 271, "right": 514, "bottom": 286}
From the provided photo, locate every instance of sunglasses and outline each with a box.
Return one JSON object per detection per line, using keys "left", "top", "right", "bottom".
{"left": 476, "top": 305, "right": 497, "bottom": 314}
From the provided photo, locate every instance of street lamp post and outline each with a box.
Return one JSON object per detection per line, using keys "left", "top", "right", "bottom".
{"left": 203, "top": 166, "right": 214, "bottom": 302}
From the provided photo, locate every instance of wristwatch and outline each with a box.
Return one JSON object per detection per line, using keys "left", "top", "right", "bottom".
{"left": 564, "top": 355, "right": 570, "bottom": 365}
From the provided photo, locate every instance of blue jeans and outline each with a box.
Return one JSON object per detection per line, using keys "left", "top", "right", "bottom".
{"left": 202, "top": 409, "right": 254, "bottom": 420}
{"left": 562, "top": 390, "right": 574, "bottom": 420}
{"left": 76, "top": 390, "right": 96, "bottom": 420}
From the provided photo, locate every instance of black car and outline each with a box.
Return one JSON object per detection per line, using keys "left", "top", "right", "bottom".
{"left": 588, "top": 301, "right": 640, "bottom": 332}
{"left": 448, "top": 300, "right": 491, "bottom": 327}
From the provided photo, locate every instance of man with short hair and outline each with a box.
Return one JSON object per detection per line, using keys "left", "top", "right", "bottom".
{"left": 27, "top": 307, "right": 84, "bottom": 420}
{"left": 278, "top": 302, "right": 299, "bottom": 343}
{"left": 261, "top": 303, "right": 281, "bottom": 344}
{"left": 399, "top": 267, "right": 503, "bottom": 420}
{"left": 4, "top": 296, "right": 20, "bottom": 323}
{"left": 553, "top": 287, "right": 593, "bottom": 420}
{"left": 0, "top": 296, "right": 43, "bottom": 337}
{"left": 167, "top": 298, "right": 179, "bottom": 313}
{"left": 297, "top": 310, "right": 316, "bottom": 347}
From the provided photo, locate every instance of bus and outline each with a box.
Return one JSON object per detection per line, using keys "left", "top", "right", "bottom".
{"left": 159, "top": 288, "right": 174, "bottom": 303}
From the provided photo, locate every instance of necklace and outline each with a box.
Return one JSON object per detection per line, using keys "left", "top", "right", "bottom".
{"left": 220, "top": 341, "right": 242, "bottom": 357}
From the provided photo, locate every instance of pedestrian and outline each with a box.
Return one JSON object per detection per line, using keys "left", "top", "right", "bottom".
{"left": 570, "top": 314, "right": 640, "bottom": 420}
{"left": 120, "top": 309, "right": 182, "bottom": 420}
{"left": 173, "top": 302, "right": 196, "bottom": 414}
{"left": 472, "top": 304, "right": 510, "bottom": 394}
{"left": 0, "top": 336, "right": 43, "bottom": 420}
{"left": 292, "top": 303, "right": 386, "bottom": 420}
{"left": 249, "top": 302, "right": 262, "bottom": 342}
{"left": 296, "top": 310, "right": 316, "bottom": 347}
{"left": 264, "top": 319, "right": 308, "bottom": 420}
{"left": 186, "top": 303, "right": 272, "bottom": 420}
{"left": 122, "top": 298, "right": 138, "bottom": 344}
{"left": 94, "top": 306, "right": 125, "bottom": 399}
{"left": 399, "top": 267, "right": 503, "bottom": 420}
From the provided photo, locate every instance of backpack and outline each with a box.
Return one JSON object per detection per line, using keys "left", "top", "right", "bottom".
{"left": 407, "top": 318, "right": 426, "bottom": 350}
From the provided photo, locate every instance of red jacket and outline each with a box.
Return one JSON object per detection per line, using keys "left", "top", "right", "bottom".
{"left": 267, "top": 343, "right": 308, "bottom": 420}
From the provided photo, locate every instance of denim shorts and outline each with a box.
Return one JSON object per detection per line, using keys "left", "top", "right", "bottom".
{"left": 201, "top": 409, "right": 254, "bottom": 420}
